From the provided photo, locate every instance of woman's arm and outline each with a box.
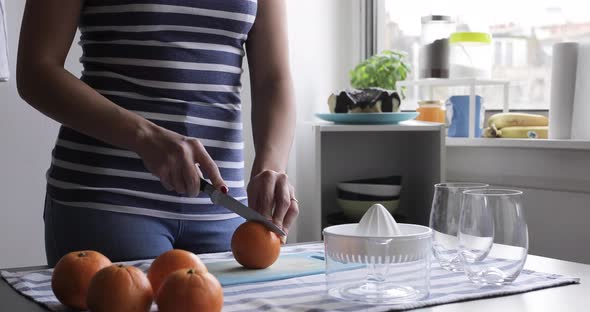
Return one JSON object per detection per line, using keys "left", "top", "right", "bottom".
{"left": 245, "top": 0, "right": 298, "bottom": 232}
{"left": 17, "top": 0, "right": 226, "bottom": 195}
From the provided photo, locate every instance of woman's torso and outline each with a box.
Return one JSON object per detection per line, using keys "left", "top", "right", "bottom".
{"left": 47, "top": 0, "right": 257, "bottom": 220}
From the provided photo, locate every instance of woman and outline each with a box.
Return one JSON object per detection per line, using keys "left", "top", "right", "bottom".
{"left": 17, "top": 0, "right": 298, "bottom": 266}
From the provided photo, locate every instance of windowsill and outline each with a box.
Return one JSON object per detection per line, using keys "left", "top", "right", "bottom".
{"left": 446, "top": 137, "right": 590, "bottom": 150}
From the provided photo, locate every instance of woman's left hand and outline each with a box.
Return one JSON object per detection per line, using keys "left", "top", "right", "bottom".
{"left": 247, "top": 170, "right": 299, "bottom": 236}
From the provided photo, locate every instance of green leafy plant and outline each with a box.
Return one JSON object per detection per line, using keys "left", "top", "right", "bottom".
{"left": 349, "top": 50, "right": 411, "bottom": 97}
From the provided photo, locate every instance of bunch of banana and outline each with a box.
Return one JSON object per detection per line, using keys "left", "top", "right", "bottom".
{"left": 484, "top": 113, "right": 548, "bottom": 139}
{"left": 488, "top": 113, "right": 548, "bottom": 129}
{"left": 485, "top": 126, "right": 548, "bottom": 139}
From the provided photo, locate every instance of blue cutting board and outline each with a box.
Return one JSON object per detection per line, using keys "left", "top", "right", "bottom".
{"left": 206, "top": 252, "right": 325, "bottom": 286}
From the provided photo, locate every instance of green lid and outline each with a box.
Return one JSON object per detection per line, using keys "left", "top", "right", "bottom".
{"left": 449, "top": 32, "right": 492, "bottom": 44}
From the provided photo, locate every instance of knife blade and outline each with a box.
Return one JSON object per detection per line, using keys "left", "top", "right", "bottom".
{"left": 199, "top": 178, "right": 286, "bottom": 237}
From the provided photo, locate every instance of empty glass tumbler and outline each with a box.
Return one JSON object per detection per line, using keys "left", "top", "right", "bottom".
{"left": 458, "top": 189, "right": 529, "bottom": 286}
{"left": 429, "top": 183, "right": 488, "bottom": 271}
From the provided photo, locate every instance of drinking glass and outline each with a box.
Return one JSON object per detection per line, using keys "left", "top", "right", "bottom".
{"left": 458, "top": 189, "right": 528, "bottom": 286}
{"left": 429, "top": 183, "right": 488, "bottom": 271}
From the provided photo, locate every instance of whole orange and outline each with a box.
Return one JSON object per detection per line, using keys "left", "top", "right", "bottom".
{"left": 231, "top": 221, "right": 281, "bottom": 269}
{"left": 156, "top": 268, "right": 223, "bottom": 312}
{"left": 51, "top": 250, "right": 111, "bottom": 310}
{"left": 86, "top": 264, "right": 153, "bottom": 312}
{"left": 147, "top": 249, "right": 207, "bottom": 293}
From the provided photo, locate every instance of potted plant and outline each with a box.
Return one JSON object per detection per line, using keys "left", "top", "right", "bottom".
{"left": 349, "top": 50, "right": 411, "bottom": 97}
{"left": 327, "top": 50, "right": 411, "bottom": 114}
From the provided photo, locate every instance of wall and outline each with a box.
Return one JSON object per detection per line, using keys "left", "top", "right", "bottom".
{"left": 287, "top": 0, "right": 361, "bottom": 242}
{"left": 446, "top": 146, "right": 590, "bottom": 264}
{"left": 0, "top": 1, "right": 82, "bottom": 268}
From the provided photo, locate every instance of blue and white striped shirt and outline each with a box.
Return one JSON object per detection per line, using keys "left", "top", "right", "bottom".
{"left": 47, "top": 0, "right": 257, "bottom": 220}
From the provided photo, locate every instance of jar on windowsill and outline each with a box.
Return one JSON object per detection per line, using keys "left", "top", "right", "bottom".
{"left": 449, "top": 32, "right": 493, "bottom": 79}
{"left": 419, "top": 15, "right": 456, "bottom": 79}
{"left": 416, "top": 100, "right": 446, "bottom": 124}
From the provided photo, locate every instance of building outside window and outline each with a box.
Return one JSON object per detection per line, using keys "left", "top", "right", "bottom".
{"left": 376, "top": 0, "right": 590, "bottom": 110}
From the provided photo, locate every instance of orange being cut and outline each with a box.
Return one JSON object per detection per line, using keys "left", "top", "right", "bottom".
{"left": 231, "top": 221, "right": 281, "bottom": 269}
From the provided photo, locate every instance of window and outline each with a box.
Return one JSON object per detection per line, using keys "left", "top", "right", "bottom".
{"left": 374, "top": 0, "right": 590, "bottom": 110}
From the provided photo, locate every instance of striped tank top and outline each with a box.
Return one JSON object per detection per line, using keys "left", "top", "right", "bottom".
{"left": 46, "top": 0, "right": 257, "bottom": 221}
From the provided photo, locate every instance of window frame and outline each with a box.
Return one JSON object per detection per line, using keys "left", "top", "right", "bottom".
{"left": 361, "top": 0, "right": 378, "bottom": 60}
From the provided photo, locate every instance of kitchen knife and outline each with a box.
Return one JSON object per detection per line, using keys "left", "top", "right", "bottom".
{"left": 199, "top": 178, "right": 286, "bottom": 237}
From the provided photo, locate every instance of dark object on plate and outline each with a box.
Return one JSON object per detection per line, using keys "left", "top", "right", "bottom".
{"left": 328, "top": 88, "right": 401, "bottom": 113}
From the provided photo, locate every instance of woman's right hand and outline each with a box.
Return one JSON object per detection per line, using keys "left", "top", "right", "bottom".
{"left": 134, "top": 125, "right": 227, "bottom": 196}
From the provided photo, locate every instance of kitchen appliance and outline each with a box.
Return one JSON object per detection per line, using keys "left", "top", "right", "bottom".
{"left": 324, "top": 204, "right": 432, "bottom": 305}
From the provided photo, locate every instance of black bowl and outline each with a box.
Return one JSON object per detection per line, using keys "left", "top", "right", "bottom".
{"left": 341, "top": 176, "right": 402, "bottom": 185}
{"left": 337, "top": 189, "right": 400, "bottom": 201}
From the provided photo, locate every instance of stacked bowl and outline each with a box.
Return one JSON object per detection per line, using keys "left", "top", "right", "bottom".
{"left": 337, "top": 176, "right": 402, "bottom": 221}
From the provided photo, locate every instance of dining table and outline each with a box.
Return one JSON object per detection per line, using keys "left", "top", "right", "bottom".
{"left": 1, "top": 242, "right": 589, "bottom": 311}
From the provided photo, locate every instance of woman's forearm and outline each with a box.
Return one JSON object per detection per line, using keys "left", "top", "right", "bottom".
{"left": 246, "top": 0, "right": 295, "bottom": 177}
{"left": 17, "top": 61, "right": 157, "bottom": 153}
{"left": 250, "top": 77, "right": 296, "bottom": 176}
{"left": 16, "top": 0, "right": 158, "bottom": 153}
{"left": 239, "top": 0, "right": 299, "bottom": 229}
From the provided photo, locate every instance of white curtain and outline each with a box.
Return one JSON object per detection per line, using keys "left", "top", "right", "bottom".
{"left": 0, "top": 0, "right": 9, "bottom": 82}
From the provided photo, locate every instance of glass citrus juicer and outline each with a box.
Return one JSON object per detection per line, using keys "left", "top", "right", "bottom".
{"left": 323, "top": 204, "right": 432, "bottom": 305}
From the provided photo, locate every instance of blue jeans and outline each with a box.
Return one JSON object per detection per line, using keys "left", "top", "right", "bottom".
{"left": 44, "top": 195, "right": 244, "bottom": 267}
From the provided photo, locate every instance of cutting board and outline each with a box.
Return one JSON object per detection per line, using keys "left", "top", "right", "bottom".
{"left": 206, "top": 252, "right": 325, "bottom": 286}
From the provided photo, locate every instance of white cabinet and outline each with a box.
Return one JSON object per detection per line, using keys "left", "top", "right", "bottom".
{"left": 295, "top": 121, "right": 446, "bottom": 242}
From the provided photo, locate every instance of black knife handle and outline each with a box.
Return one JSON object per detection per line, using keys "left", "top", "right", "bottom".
{"left": 199, "top": 178, "right": 211, "bottom": 192}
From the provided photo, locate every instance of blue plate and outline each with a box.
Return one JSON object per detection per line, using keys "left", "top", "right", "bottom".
{"left": 315, "top": 112, "right": 419, "bottom": 125}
